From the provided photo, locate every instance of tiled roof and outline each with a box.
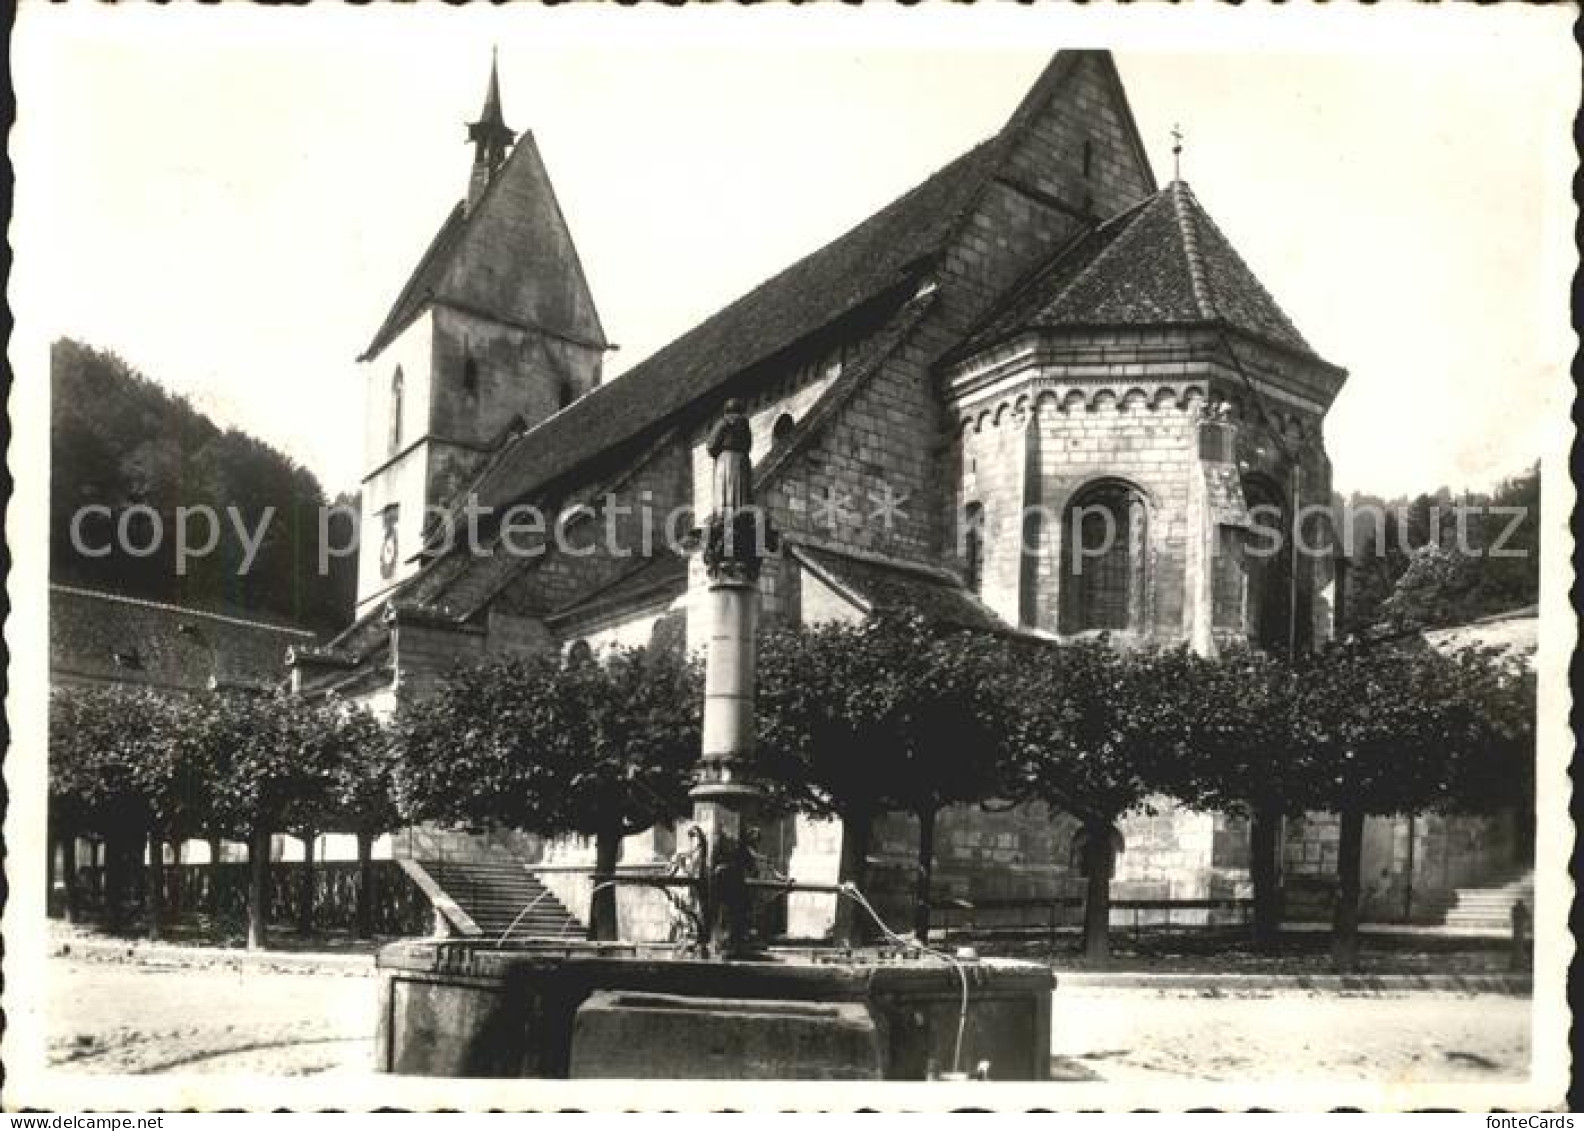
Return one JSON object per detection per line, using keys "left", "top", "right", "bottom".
{"left": 963, "top": 181, "right": 1319, "bottom": 360}
{"left": 49, "top": 584, "right": 316, "bottom": 692}
{"left": 791, "top": 544, "right": 1005, "bottom": 633}
{"left": 455, "top": 140, "right": 1003, "bottom": 520}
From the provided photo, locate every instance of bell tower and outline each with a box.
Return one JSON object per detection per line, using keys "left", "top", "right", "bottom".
{"left": 354, "top": 53, "right": 611, "bottom": 615}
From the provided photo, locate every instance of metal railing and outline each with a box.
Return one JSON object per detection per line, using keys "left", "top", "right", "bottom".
{"left": 928, "top": 895, "right": 1255, "bottom": 942}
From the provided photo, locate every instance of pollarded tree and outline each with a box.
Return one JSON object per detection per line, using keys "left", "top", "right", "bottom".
{"left": 393, "top": 645, "right": 702, "bottom": 941}
{"left": 1288, "top": 638, "right": 1534, "bottom": 971}
{"left": 49, "top": 685, "right": 209, "bottom": 939}
{"left": 1157, "top": 646, "right": 1303, "bottom": 951}
{"left": 756, "top": 613, "right": 1009, "bottom": 942}
{"left": 997, "top": 639, "right": 1202, "bottom": 963}
{"left": 322, "top": 703, "right": 399, "bottom": 940}
{"left": 203, "top": 691, "right": 347, "bottom": 949}
{"left": 756, "top": 619, "right": 884, "bottom": 943}
{"left": 866, "top": 617, "right": 1010, "bottom": 940}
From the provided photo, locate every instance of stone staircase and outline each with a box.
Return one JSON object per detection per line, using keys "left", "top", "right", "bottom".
{"left": 1441, "top": 869, "right": 1534, "bottom": 932}
{"left": 399, "top": 857, "right": 585, "bottom": 941}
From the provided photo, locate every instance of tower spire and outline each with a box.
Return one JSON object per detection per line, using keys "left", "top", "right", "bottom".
{"left": 1171, "top": 123, "right": 1184, "bottom": 182}
{"left": 466, "top": 48, "right": 516, "bottom": 211}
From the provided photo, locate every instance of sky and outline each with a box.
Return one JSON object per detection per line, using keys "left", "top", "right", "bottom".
{"left": 13, "top": 4, "right": 1577, "bottom": 500}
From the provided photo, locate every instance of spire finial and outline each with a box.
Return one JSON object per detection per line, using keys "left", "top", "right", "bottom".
{"left": 466, "top": 49, "right": 516, "bottom": 210}
{"left": 1171, "top": 123, "right": 1184, "bottom": 182}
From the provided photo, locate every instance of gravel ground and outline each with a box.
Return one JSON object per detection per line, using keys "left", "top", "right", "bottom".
{"left": 1050, "top": 988, "right": 1531, "bottom": 1084}
{"left": 49, "top": 957, "right": 376, "bottom": 1075}
{"left": 48, "top": 956, "right": 1530, "bottom": 1083}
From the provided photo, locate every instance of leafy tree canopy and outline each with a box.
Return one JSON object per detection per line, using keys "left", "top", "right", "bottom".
{"left": 393, "top": 646, "right": 702, "bottom": 841}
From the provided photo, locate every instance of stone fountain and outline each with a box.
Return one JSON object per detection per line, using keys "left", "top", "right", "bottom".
{"left": 374, "top": 401, "right": 1055, "bottom": 1080}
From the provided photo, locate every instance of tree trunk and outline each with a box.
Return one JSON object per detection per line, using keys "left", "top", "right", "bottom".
{"left": 46, "top": 811, "right": 59, "bottom": 919}
{"left": 146, "top": 834, "right": 166, "bottom": 942}
{"left": 207, "top": 836, "right": 224, "bottom": 915}
{"left": 588, "top": 828, "right": 621, "bottom": 943}
{"left": 1331, "top": 806, "right": 1366, "bottom": 973}
{"left": 169, "top": 840, "right": 185, "bottom": 919}
{"left": 833, "top": 808, "right": 874, "bottom": 945}
{"left": 1081, "top": 819, "right": 1118, "bottom": 965}
{"left": 297, "top": 831, "right": 316, "bottom": 937}
{"left": 355, "top": 831, "right": 375, "bottom": 941}
{"left": 246, "top": 828, "right": 271, "bottom": 951}
{"left": 90, "top": 838, "right": 104, "bottom": 907}
{"left": 913, "top": 806, "right": 938, "bottom": 942}
{"left": 61, "top": 824, "right": 79, "bottom": 924}
{"left": 1249, "top": 806, "right": 1283, "bottom": 952}
{"left": 103, "top": 832, "right": 129, "bottom": 932}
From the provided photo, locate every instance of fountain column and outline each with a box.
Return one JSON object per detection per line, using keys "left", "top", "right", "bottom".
{"left": 691, "top": 398, "right": 776, "bottom": 959}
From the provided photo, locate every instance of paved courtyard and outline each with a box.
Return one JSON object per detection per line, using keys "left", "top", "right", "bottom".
{"left": 47, "top": 956, "right": 1530, "bottom": 1083}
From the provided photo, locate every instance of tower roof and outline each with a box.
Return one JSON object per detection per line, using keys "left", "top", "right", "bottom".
{"left": 960, "top": 180, "right": 1326, "bottom": 362}
{"left": 361, "top": 57, "right": 606, "bottom": 362}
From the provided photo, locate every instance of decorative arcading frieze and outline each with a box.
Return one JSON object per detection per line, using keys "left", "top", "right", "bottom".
{"left": 1207, "top": 392, "right": 1312, "bottom": 442}
{"left": 951, "top": 378, "right": 1318, "bottom": 448}
{"left": 955, "top": 380, "right": 1209, "bottom": 436}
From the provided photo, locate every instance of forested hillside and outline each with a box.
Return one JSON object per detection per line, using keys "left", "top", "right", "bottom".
{"left": 1339, "top": 464, "right": 1539, "bottom": 633}
{"left": 50, "top": 338, "right": 357, "bottom": 634}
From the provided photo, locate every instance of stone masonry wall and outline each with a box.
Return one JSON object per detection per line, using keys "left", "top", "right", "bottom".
{"left": 1283, "top": 811, "right": 1520, "bottom": 924}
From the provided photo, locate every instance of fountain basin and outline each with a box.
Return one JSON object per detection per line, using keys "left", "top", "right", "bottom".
{"left": 375, "top": 939, "right": 1055, "bottom": 1080}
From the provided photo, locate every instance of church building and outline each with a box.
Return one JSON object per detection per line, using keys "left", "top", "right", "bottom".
{"left": 293, "top": 50, "right": 1359, "bottom": 939}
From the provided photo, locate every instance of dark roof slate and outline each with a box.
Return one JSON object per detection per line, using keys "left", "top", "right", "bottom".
{"left": 792, "top": 544, "right": 1005, "bottom": 633}
{"left": 964, "top": 181, "right": 1319, "bottom": 360}
{"left": 50, "top": 585, "right": 315, "bottom": 692}
{"left": 547, "top": 553, "right": 688, "bottom": 624}
{"left": 456, "top": 139, "right": 1002, "bottom": 518}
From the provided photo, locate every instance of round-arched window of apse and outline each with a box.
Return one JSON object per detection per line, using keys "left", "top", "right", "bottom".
{"left": 567, "top": 639, "right": 594, "bottom": 666}
{"left": 1060, "top": 481, "right": 1148, "bottom": 634}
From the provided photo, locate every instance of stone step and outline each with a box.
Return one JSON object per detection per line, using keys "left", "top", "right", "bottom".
{"left": 1438, "top": 869, "right": 1533, "bottom": 931}
{"left": 411, "top": 857, "right": 584, "bottom": 938}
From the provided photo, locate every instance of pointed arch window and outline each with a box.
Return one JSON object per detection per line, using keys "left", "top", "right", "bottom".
{"left": 1060, "top": 480, "right": 1148, "bottom": 634}
{"left": 389, "top": 366, "right": 405, "bottom": 456}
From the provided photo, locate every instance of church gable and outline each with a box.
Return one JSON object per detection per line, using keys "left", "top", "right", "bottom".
{"left": 929, "top": 52, "right": 1159, "bottom": 346}
{"left": 996, "top": 51, "right": 1156, "bottom": 224}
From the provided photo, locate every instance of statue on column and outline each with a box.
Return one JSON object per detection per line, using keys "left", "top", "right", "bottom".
{"left": 702, "top": 398, "right": 774, "bottom": 579}
{"left": 706, "top": 398, "right": 753, "bottom": 518}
